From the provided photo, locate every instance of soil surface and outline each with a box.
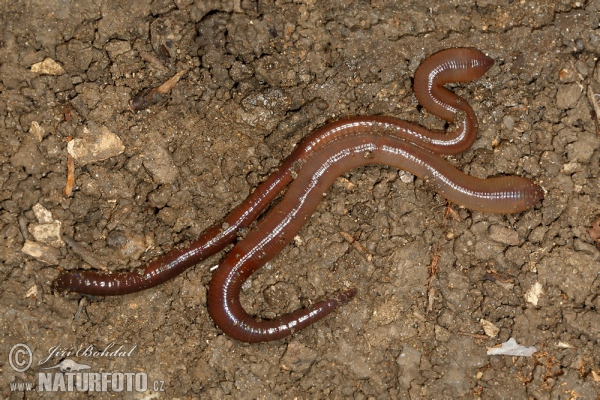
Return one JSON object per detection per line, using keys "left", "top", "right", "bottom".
{"left": 1, "top": 0, "right": 600, "bottom": 398}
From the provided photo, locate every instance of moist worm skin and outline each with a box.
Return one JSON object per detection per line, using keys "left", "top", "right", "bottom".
{"left": 53, "top": 48, "right": 496, "bottom": 296}
{"left": 208, "top": 134, "right": 544, "bottom": 342}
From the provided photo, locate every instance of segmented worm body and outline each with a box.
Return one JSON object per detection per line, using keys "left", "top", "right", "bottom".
{"left": 54, "top": 49, "right": 543, "bottom": 342}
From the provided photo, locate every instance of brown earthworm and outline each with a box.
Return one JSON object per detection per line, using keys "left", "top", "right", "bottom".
{"left": 208, "top": 133, "right": 543, "bottom": 342}
{"left": 53, "top": 48, "right": 496, "bottom": 296}
{"left": 54, "top": 48, "right": 544, "bottom": 342}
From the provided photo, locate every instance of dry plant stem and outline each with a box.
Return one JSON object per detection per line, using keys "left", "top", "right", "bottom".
{"left": 129, "top": 69, "right": 188, "bottom": 112}
{"left": 64, "top": 137, "right": 75, "bottom": 198}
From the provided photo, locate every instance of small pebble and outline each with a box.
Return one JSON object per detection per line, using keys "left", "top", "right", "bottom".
{"left": 68, "top": 126, "right": 125, "bottom": 165}
{"left": 21, "top": 240, "right": 60, "bottom": 265}
{"left": 556, "top": 83, "right": 582, "bottom": 109}
{"left": 488, "top": 225, "right": 520, "bottom": 246}
{"left": 399, "top": 170, "right": 414, "bottom": 183}
{"left": 502, "top": 115, "right": 514, "bottom": 130}
{"left": 31, "top": 58, "right": 65, "bottom": 75}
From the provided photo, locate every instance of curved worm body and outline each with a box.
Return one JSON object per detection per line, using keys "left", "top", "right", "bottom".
{"left": 54, "top": 48, "right": 496, "bottom": 296}
{"left": 208, "top": 133, "right": 543, "bottom": 342}
{"left": 54, "top": 48, "right": 543, "bottom": 342}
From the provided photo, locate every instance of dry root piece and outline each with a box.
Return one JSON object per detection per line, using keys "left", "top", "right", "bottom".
{"left": 426, "top": 246, "right": 441, "bottom": 313}
{"left": 440, "top": 203, "right": 461, "bottom": 228}
{"left": 482, "top": 270, "right": 514, "bottom": 290}
{"left": 587, "top": 85, "right": 600, "bottom": 133}
{"left": 64, "top": 137, "right": 75, "bottom": 197}
{"left": 129, "top": 69, "right": 188, "bottom": 112}
{"left": 62, "top": 235, "right": 106, "bottom": 270}
{"left": 339, "top": 231, "right": 373, "bottom": 262}
{"left": 139, "top": 51, "right": 168, "bottom": 71}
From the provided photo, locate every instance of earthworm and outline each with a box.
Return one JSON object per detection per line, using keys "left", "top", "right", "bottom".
{"left": 53, "top": 48, "right": 497, "bottom": 296}
{"left": 208, "top": 133, "right": 543, "bottom": 342}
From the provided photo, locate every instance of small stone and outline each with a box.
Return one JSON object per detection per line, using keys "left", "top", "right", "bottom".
{"left": 488, "top": 225, "right": 520, "bottom": 246}
{"left": 21, "top": 240, "right": 60, "bottom": 265}
{"left": 29, "top": 204, "right": 64, "bottom": 248}
{"left": 28, "top": 203, "right": 65, "bottom": 248}
{"left": 31, "top": 58, "right": 65, "bottom": 75}
{"left": 10, "top": 138, "right": 47, "bottom": 175}
{"left": 556, "top": 83, "right": 582, "bottom": 109}
{"left": 397, "top": 344, "right": 421, "bottom": 389}
{"left": 562, "top": 161, "right": 580, "bottom": 174}
{"left": 558, "top": 341, "right": 574, "bottom": 349}
{"left": 399, "top": 170, "right": 414, "bottom": 183}
{"left": 68, "top": 125, "right": 125, "bottom": 165}
{"left": 141, "top": 132, "right": 179, "bottom": 185}
{"left": 32, "top": 203, "right": 54, "bottom": 224}
{"left": 29, "top": 222, "right": 64, "bottom": 248}
{"left": 502, "top": 115, "right": 515, "bottom": 130}
{"left": 25, "top": 285, "right": 38, "bottom": 298}
{"left": 29, "top": 121, "right": 45, "bottom": 142}
{"left": 117, "top": 232, "right": 145, "bottom": 260}
{"left": 567, "top": 131, "right": 600, "bottom": 163}
{"left": 575, "top": 60, "right": 588, "bottom": 77}
{"left": 104, "top": 40, "right": 132, "bottom": 60}
{"left": 558, "top": 67, "right": 578, "bottom": 83}
{"left": 280, "top": 342, "right": 318, "bottom": 374}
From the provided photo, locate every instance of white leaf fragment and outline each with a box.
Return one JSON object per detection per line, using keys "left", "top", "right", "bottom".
{"left": 25, "top": 285, "right": 38, "bottom": 298}
{"left": 558, "top": 341, "right": 574, "bottom": 349}
{"left": 524, "top": 281, "right": 543, "bottom": 306}
{"left": 480, "top": 319, "right": 499, "bottom": 338}
{"left": 487, "top": 338, "right": 537, "bottom": 357}
{"left": 29, "top": 121, "right": 45, "bottom": 142}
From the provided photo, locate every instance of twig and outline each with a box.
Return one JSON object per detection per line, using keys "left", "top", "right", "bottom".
{"left": 62, "top": 235, "right": 106, "bottom": 270}
{"left": 426, "top": 244, "right": 441, "bottom": 313}
{"left": 129, "top": 69, "right": 188, "bottom": 112}
{"left": 74, "top": 297, "right": 88, "bottom": 321}
{"left": 458, "top": 332, "right": 490, "bottom": 340}
{"left": 18, "top": 216, "right": 31, "bottom": 241}
{"left": 139, "top": 51, "right": 168, "bottom": 71}
{"left": 64, "top": 137, "right": 75, "bottom": 197}
{"left": 587, "top": 85, "right": 600, "bottom": 134}
{"left": 441, "top": 203, "right": 461, "bottom": 228}
{"left": 339, "top": 231, "right": 373, "bottom": 262}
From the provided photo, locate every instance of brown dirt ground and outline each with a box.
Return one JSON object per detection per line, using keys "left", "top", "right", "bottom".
{"left": 1, "top": 0, "right": 600, "bottom": 398}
